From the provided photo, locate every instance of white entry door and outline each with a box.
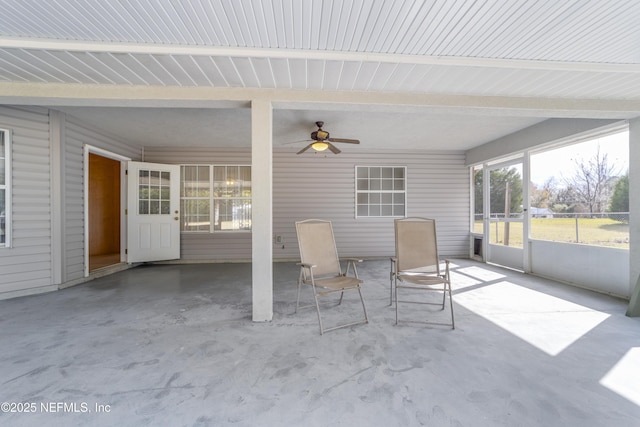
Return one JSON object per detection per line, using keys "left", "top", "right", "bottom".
{"left": 127, "top": 161, "right": 180, "bottom": 263}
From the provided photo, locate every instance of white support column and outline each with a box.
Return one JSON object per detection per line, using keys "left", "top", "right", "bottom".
{"left": 522, "top": 151, "right": 531, "bottom": 273}
{"left": 627, "top": 117, "right": 640, "bottom": 316}
{"left": 49, "top": 110, "right": 65, "bottom": 285}
{"left": 251, "top": 99, "right": 273, "bottom": 322}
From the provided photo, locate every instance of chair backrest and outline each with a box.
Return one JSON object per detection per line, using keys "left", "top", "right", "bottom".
{"left": 395, "top": 217, "right": 440, "bottom": 274}
{"left": 295, "top": 219, "right": 342, "bottom": 277}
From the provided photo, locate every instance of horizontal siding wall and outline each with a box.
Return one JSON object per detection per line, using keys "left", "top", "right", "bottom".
{"left": 0, "top": 106, "right": 53, "bottom": 297}
{"left": 273, "top": 148, "right": 469, "bottom": 260}
{"left": 63, "top": 113, "right": 141, "bottom": 281}
{"left": 144, "top": 146, "right": 469, "bottom": 261}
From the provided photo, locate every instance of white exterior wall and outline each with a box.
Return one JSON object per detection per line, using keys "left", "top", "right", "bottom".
{"left": 0, "top": 106, "right": 54, "bottom": 298}
{"left": 144, "top": 146, "right": 470, "bottom": 261}
{"left": 530, "top": 240, "right": 630, "bottom": 298}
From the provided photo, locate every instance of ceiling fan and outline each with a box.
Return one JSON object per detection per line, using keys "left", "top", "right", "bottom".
{"left": 295, "top": 121, "right": 360, "bottom": 154}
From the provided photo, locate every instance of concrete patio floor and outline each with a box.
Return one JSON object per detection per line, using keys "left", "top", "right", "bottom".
{"left": 1, "top": 259, "right": 639, "bottom": 427}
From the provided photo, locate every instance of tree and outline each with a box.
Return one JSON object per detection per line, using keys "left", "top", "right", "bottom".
{"left": 564, "top": 146, "right": 619, "bottom": 214}
{"left": 489, "top": 167, "right": 523, "bottom": 215}
{"left": 473, "top": 168, "right": 483, "bottom": 215}
{"left": 530, "top": 177, "right": 557, "bottom": 208}
{"left": 608, "top": 172, "right": 629, "bottom": 213}
{"left": 473, "top": 167, "right": 523, "bottom": 216}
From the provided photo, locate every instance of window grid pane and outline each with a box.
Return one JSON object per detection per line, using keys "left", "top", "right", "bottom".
{"left": 138, "top": 169, "right": 171, "bottom": 215}
{"left": 181, "top": 165, "right": 212, "bottom": 231}
{"left": 355, "top": 166, "right": 406, "bottom": 218}
{"left": 181, "top": 165, "right": 251, "bottom": 232}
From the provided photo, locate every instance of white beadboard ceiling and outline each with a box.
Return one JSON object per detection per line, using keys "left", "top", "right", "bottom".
{"left": 1, "top": 0, "right": 639, "bottom": 150}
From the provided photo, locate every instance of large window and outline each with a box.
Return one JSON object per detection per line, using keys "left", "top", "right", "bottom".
{"left": 0, "top": 129, "right": 10, "bottom": 247}
{"left": 356, "top": 166, "right": 406, "bottom": 217}
{"left": 181, "top": 165, "right": 251, "bottom": 232}
{"left": 529, "top": 130, "right": 628, "bottom": 248}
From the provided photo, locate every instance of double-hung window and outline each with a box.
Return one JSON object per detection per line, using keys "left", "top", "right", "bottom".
{"left": 181, "top": 165, "right": 251, "bottom": 232}
{"left": 356, "top": 166, "right": 406, "bottom": 217}
{"left": 0, "top": 129, "right": 10, "bottom": 247}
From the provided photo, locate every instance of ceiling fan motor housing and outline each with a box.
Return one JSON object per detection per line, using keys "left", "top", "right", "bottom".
{"left": 311, "top": 129, "right": 330, "bottom": 140}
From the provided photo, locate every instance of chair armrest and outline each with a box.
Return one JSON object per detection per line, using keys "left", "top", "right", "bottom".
{"left": 297, "top": 262, "right": 317, "bottom": 269}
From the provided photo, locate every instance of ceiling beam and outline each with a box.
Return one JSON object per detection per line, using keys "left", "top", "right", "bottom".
{"left": 1, "top": 81, "right": 639, "bottom": 119}
{"left": 2, "top": 37, "right": 640, "bottom": 74}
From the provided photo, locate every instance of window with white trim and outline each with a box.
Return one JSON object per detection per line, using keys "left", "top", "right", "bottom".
{"left": 180, "top": 165, "right": 251, "bottom": 232}
{"left": 0, "top": 129, "right": 10, "bottom": 247}
{"left": 356, "top": 166, "right": 406, "bottom": 217}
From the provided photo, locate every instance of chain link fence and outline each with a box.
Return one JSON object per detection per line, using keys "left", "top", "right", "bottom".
{"left": 473, "top": 212, "right": 629, "bottom": 248}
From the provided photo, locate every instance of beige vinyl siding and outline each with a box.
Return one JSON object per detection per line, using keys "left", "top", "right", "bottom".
{"left": 63, "top": 113, "right": 141, "bottom": 281}
{"left": 274, "top": 148, "right": 468, "bottom": 259}
{"left": 0, "top": 106, "right": 53, "bottom": 296}
{"left": 144, "top": 146, "right": 469, "bottom": 261}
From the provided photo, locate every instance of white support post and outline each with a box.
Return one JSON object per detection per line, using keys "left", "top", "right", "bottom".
{"left": 49, "top": 110, "right": 65, "bottom": 285}
{"left": 627, "top": 117, "right": 640, "bottom": 316}
{"left": 251, "top": 99, "right": 273, "bottom": 322}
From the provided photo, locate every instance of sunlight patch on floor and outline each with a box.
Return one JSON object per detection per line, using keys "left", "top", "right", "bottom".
{"left": 455, "top": 281, "right": 610, "bottom": 356}
{"left": 600, "top": 348, "right": 640, "bottom": 406}
{"left": 456, "top": 266, "right": 506, "bottom": 282}
{"left": 449, "top": 266, "right": 507, "bottom": 291}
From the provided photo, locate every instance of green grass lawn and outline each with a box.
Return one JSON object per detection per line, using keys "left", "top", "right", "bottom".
{"left": 473, "top": 218, "right": 629, "bottom": 249}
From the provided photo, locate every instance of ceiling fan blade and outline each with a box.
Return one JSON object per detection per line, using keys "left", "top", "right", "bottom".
{"left": 296, "top": 144, "right": 314, "bottom": 154}
{"left": 282, "top": 139, "right": 312, "bottom": 145}
{"left": 327, "top": 143, "right": 341, "bottom": 154}
{"left": 328, "top": 137, "right": 360, "bottom": 144}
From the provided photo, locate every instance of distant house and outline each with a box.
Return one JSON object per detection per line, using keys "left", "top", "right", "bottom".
{"left": 530, "top": 207, "right": 555, "bottom": 218}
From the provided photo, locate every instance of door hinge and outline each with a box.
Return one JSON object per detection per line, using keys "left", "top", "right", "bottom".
{"left": 125, "top": 209, "right": 128, "bottom": 215}
{"left": 125, "top": 249, "right": 128, "bottom": 255}
{"left": 125, "top": 169, "right": 128, "bottom": 175}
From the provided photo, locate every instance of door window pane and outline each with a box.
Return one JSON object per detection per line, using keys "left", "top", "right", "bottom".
{"left": 139, "top": 169, "right": 171, "bottom": 215}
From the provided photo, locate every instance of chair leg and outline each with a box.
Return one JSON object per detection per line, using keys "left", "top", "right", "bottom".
{"left": 394, "top": 277, "right": 399, "bottom": 325}
{"left": 338, "top": 291, "right": 344, "bottom": 305}
{"left": 312, "top": 286, "right": 325, "bottom": 335}
{"left": 295, "top": 269, "right": 304, "bottom": 313}
{"left": 389, "top": 271, "right": 393, "bottom": 305}
{"left": 358, "top": 286, "right": 369, "bottom": 324}
{"left": 448, "top": 282, "right": 455, "bottom": 329}
{"left": 389, "top": 258, "right": 394, "bottom": 305}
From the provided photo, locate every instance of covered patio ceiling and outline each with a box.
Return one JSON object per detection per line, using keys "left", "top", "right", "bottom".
{"left": 1, "top": 0, "right": 640, "bottom": 150}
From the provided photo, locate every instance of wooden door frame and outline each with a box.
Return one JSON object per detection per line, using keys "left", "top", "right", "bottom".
{"left": 83, "top": 145, "right": 130, "bottom": 277}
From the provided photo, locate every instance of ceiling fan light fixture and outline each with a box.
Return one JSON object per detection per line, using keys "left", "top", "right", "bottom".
{"left": 311, "top": 141, "right": 329, "bottom": 151}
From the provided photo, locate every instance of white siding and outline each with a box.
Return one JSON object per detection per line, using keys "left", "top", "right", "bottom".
{"left": 274, "top": 148, "right": 469, "bottom": 260}
{"left": 63, "top": 114, "right": 141, "bottom": 281}
{"left": 0, "top": 106, "right": 53, "bottom": 297}
{"left": 530, "top": 240, "right": 630, "bottom": 298}
{"left": 144, "top": 146, "right": 469, "bottom": 261}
